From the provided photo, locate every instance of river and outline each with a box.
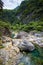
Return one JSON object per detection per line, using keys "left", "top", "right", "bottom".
{"left": 16, "top": 49, "right": 43, "bottom": 65}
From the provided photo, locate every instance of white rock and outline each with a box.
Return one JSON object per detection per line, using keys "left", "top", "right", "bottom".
{"left": 18, "top": 40, "right": 35, "bottom": 51}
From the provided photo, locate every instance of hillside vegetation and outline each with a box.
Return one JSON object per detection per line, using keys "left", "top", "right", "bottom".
{"left": 0, "top": 20, "right": 11, "bottom": 37}
{"left": 12, "top": 21, "right": 43, "bottom": 32}
{"left": 0, "top": 0, "right": 43, "bottom": 32}
{"left": 0, "top": 0, "right": 43, "bottom": 24}
{"left": 15, "top": 0, "right": 43, "bottom": 23}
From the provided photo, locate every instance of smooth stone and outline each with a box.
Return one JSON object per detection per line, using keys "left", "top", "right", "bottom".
{"left": 16, "top": 31, "right": 28, "bottom": 39}
{"left": 18, "top": 40, "right": 35, "bottom": 52}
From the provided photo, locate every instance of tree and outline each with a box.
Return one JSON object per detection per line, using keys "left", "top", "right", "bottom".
{"left": 0, "top": 0, "right": 3, "bottom": 10}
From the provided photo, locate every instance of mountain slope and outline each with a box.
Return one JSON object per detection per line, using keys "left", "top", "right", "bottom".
{"left": 0, "top": 10, "right": 20, "bottom": 24}
{"left": 15, "top": 0, "right": 43, "bottom": 23}
{"left": 0, "top": 0, "right": 43, "bottom": 24}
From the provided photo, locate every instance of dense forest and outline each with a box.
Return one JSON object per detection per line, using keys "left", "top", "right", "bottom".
{"left": 0, "top": 0, "right": 43, "bottom": 32}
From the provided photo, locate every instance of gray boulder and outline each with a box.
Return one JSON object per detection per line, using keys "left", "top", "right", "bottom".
{"left": 18, "top": 40, "right": 35, "bottom": 52}
{"left": 16, "top": 31, "right": 28, "bottom": 39}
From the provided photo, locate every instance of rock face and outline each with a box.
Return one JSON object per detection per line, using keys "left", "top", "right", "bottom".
{"left": 16, "top": 31, "right": 28, "bottom": 39}
{"left": 0, "top": 47, "right": 20, "bottom": 65}
{"left": 34, "top": 32, "right": 43, "bottom": 37}
{"left": 18, "top": 40, "right": 35, "bottom": 52}
{"left": 2, "top": 36, "right": 12, "bottom": 43}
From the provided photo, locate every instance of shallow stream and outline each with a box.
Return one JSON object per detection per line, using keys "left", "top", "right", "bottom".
{"left": 16, "top": 49, "right": 43, "bottom": 65}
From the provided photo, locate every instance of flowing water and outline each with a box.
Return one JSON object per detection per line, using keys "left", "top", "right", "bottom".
{"left": 16, "top": 49, "right": 43, "bottom": 65}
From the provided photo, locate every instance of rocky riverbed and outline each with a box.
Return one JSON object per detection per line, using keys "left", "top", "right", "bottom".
{"left": 0, "top": 31, "right": 43, "bottom": 65}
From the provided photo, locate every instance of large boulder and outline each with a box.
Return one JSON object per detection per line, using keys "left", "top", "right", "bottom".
{"left": 2, "top": 36, "right": 12, "bottom": 43}
{"left": 34, "top": 38, "right": 43, "bottom": 47}
{"left": 18, "top": 40, "right": 35, "bottom": 52}
{"left": 12, "top": 39, "right": 21, "bottom": 46}
{"left": 16, "top": 31, "right": 28, "bottom": 39}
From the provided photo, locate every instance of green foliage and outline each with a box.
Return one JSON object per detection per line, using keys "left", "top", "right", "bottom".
{"left": 33, "top": 43, "right": 43, "bottom": 57}
{"left": 0, "top": 58, "right": 4, "bottom": 65}
{"left": 15, "top": 0, "right": 43, "bottom": 21}
{"left": 0, "top": 20, "right": 11, "bottom": 37}
{"left": 31, "top": 56, "right": 43, "bottom": 65}
{"left": 30, "top": 43, "right": 43, "bottom": 65}
{"left": 0, "top": 32, "right": 2, "bottom": 37}
{"left": 18, "top": 62, "right": 25, "bottom": 65}
{"left": 0, "top": 0, "right": 43, "bottom": 32}
{"left": 0, "top": 45, "right": 4, "bottom": 49}
{"left": 0, "top": 20, "right": 11, "bottom": 29}
{"left": 12, "top": 21, "right": 43, "bottom": 32}
{"left": 0, "top": 9, "right": 20, "bottom": 24}
{"left": 0, "top": 20, "right": 43, "bottom": 32}
{"left": 0, "top": 0, "right": 43, "bottom": 24}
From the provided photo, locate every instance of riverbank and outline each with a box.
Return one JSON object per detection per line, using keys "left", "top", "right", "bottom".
{"left": 0, "top": 31, "right": 43, "bottom": 65}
